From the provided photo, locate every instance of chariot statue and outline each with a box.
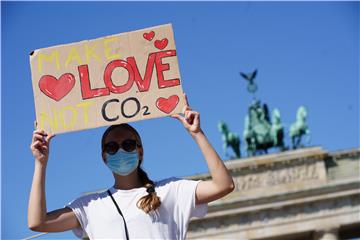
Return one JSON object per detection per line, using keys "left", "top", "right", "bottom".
{"left": 218, "top": 69, "right": 310, "bottom": 159}
{"left": 240, "top": 70, "right": 286, "bottom": 156}
{"left": 243, "top": 100, "right": 286, "bottom": 156}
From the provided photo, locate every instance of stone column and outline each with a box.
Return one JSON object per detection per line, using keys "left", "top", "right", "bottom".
{"left": 313, "top": 227, "right": 339, "bottom": 240}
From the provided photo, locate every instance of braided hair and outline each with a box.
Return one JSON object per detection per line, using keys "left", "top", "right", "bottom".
{"left": 101, "top": 124, "right": 161, "bottom": 214}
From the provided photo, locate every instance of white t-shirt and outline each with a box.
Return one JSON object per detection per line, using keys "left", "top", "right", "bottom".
{"left": 65, "top": 177, "right": 208, "bottom": 239}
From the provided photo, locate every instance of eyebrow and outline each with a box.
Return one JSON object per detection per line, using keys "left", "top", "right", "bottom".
{"left": 104, "top": 139, "right": 137, "bottom": 144}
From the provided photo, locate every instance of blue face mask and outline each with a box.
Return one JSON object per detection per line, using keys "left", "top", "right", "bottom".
{"left": 106, "top": 149, "right": 139, "bottom": 176}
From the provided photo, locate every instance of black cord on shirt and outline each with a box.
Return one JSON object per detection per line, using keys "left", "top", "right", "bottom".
{"left": 107, "top": 190, "right": 130, "bottom": 240}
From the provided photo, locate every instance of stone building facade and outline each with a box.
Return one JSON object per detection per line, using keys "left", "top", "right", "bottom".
{"left": 186, "top": 147, "right": 360, "bottom": 240}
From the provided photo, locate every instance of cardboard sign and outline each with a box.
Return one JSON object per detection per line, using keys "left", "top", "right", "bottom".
{"left": 29, "top": 24, "right": 185, "bottom": 134}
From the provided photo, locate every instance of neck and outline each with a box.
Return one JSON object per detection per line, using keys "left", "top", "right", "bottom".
{"left": 112, "top": 169, "right": 143, "bottom": 190}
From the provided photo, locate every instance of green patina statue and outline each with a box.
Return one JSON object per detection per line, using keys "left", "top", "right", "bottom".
{"left": 240, "top": 69, "right": 258, "bottom": 99}
{"left": 240, "top": 69, "right": 287, "bottom": 156}
{"left": 218, "top": 121, "right": 241, "bottom": 159}
{"left": 290, "top": 106, "right": 310, "bottom": 149}
{"left": 243, "top": 100, "right": 286, "bottom": 156}
{"left": 218, "top": 69, "right": 310, "bottom": 159}
{"left": 271, "top": 108, "right": 285, "bottom": 148}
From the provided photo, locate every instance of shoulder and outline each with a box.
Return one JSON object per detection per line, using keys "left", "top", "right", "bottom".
{"left": 66, "top": 189, "right": 109, "bottom": 208}
{"left": 155, "top": 177, "right": 201, "bottom": 191}
{"left": 155, "top": 176, "right": 193, "bottom": 187}
{"left": 155, "top": 177, "right": 180, "bottom": 187}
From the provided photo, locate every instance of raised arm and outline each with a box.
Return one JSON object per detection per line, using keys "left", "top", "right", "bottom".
{"left": 171, "top": 95, "right": 235, "bottom": 205}
{"left": 28, "top": 127, "right": 79, "bottom": 232}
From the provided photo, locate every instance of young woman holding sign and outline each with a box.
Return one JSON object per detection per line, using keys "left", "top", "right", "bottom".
{"left": 28, "top": 94, "right": 235, "bottom": 239}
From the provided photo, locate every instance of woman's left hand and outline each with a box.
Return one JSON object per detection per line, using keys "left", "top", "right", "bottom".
{"left": 171, "top": 94, "right": 202, "bottom": 137}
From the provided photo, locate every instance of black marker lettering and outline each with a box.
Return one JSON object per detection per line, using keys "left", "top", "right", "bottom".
{"left": 121, "top": 97, "right": 140, "bottom": 118}
{"left": 102, "top": 99, "right": 120, "bottom": 122}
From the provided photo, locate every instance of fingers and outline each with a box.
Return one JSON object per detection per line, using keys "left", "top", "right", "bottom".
{"left": 181, "top": 104, "right": 191, "bottom": 115}
{"left": 185, "top": 111, "right": 190, "bottom": 120}
{"left": 171, "top": 114, "right": 181, "bottom": 121}
{"left": 32, "top": 130, "right": 47, "bottom": 144}
{"left": 31, "top": 134, "right": 50, "bottom": 150}
{"left": 171, "top": 114, "right": 190, "bottom": 127}
{"left": 33, "top": 133, "right": 46, "bottom": 142}
{"left": 173, "top": 93, "right": 200, "bottom": 128}
{"left": 185, "top": 111, "right": 199, "bottom": 125}
{"left": 185, "top": 110, "right": 198, "bottom": 119}
{"left": 171, "top": 114, "right": 186, "bottom": 124}
{"left": 32, "top": 140, "right": 43, "bottom": 149}
{"left": 33, "top": 121, "right": 54, "bottom": 139}
{"left": 33, "top": 129, "right": 47, "bottom": 136}
{"left": 172, "top": 110, "right": 199, "bottom": 122}
{"left": 46, "top": 133, "right": 56, "bottom": 143}
{"left": 32, "top": 128, "right": 55, "bottom": 147}
{"left": 193, "top": 111, "right": 200, "bottom": 126}
{"left": 177, "top": 110, "right": 199, "bottom": 126}
{"left": 31, "top": 121, "right": 53, "bottom": 159}
{"left": 30, "top": 140, "right": 46, "bottom": 153}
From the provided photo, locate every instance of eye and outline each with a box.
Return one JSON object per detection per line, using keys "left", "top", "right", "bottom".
{"left": 104, "top": 141, "right": 119, "bottom": 155}
{"left": 122, "top": 139, "right": 137, "bottom": 152}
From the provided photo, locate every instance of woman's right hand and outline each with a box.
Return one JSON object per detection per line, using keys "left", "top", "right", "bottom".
{"left": 30, "top": 127, "right": 55, "bottom": 166}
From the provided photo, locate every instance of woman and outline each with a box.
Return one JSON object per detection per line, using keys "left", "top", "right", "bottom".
{"left": 28, "top": 95, "right": 235, "bottom": 239}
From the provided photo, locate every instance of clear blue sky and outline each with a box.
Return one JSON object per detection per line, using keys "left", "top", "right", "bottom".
{"left": 2, "top": 2, "right": 359, "bottom": 239}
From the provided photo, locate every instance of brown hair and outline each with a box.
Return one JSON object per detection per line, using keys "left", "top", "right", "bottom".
{"left": 101, "top": 124, "right": 161, "bottom": 214}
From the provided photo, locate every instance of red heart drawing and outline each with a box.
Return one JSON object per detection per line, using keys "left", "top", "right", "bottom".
{"left": 156, "top": 95, "right": 179, "bottom": 114}
{"left": 143, "top": 31, "right": 155, "bottom": 41}
{"left": 38, "top": 73, "right": 75, "bottom": 101}
{"left": 154, "top": 38, "right": 168, "bottom": 50}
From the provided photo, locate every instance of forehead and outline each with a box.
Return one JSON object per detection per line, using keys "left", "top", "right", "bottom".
{"left": 104, "top": 127, "right": 137, "bottom": 143}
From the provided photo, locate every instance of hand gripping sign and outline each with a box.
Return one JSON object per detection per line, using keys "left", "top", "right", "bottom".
{"left": 30, "top": 24, "right": 185, "bottom": 134}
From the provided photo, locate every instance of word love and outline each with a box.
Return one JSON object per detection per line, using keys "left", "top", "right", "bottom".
{"left": 38, "top": 50, "right": 180, "bottom": 102}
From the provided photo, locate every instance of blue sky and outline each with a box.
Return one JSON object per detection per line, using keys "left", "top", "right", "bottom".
{"left": 2, "top": 2, "right": 359, "bottom": 239}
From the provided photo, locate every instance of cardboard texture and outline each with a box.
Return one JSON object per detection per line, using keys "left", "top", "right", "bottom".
{"left": 29, "top": 24, "right": 185, "bottom": 134}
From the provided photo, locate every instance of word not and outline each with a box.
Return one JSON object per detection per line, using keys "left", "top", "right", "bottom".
{"left": 39, "top": 101, "right": 95, "bottom": 131}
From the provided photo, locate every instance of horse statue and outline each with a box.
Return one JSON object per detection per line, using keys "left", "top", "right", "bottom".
{"left": 271, "top": 108, "right": 286, "bottom": 151}
{"left": 290, "top": 106, "right": 310, "bottom": 149}
{"left": 243, "top": 100, "right": 286, "bottom": 156}
{"left": 218, "top": 121, "right": 241, "bottom": 159}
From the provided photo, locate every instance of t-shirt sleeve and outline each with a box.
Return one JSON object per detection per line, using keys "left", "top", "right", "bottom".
{"left": 174, "top": 178, "right": 208, "bottom": 219}
{"left": 64, "top": 197, "right": 89, "bottom": 239}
